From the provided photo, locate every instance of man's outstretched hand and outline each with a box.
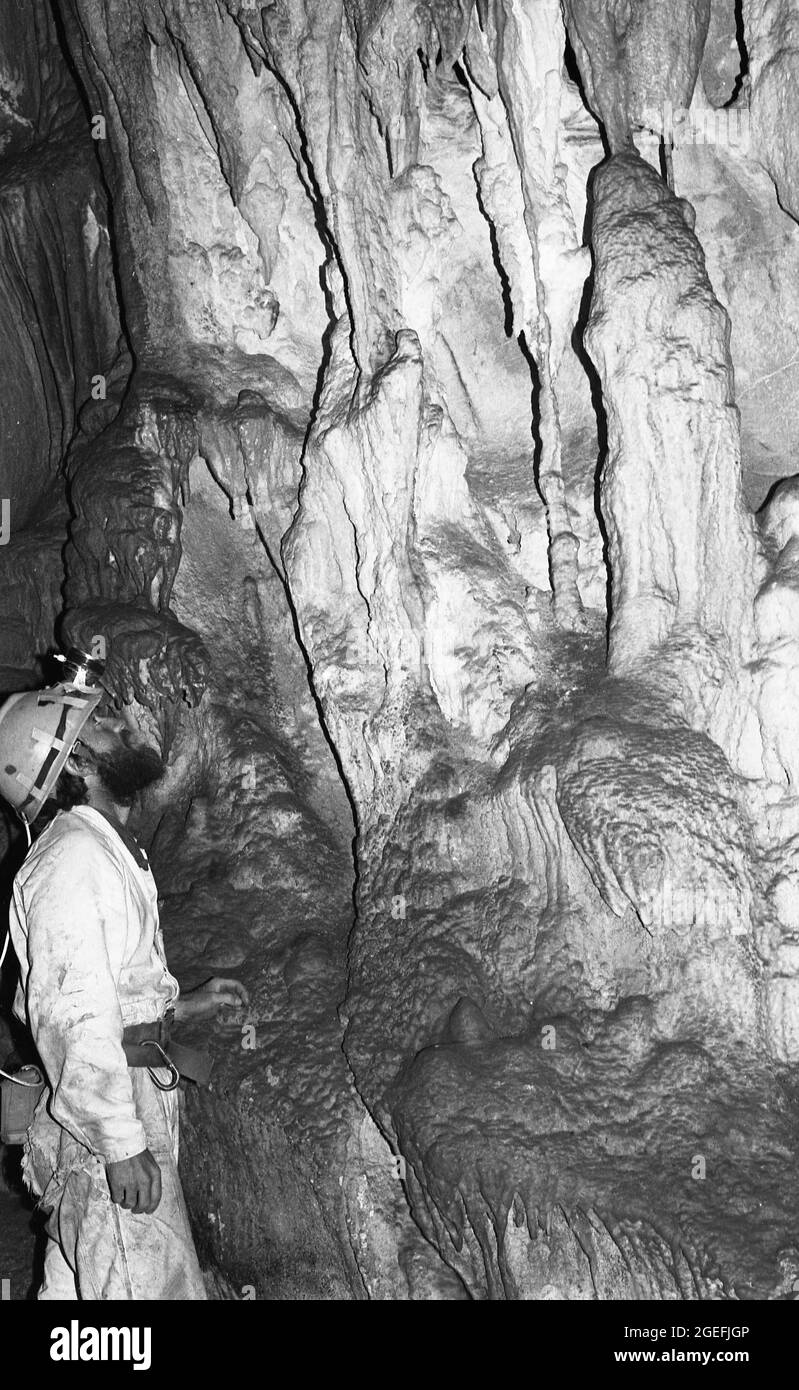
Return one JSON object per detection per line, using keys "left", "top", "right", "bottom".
{"left": 106, "top": 1148, "right": 162, "bottom": 1215}
{"left": 174, "top": 976, "right": 250, "bottom": 1023}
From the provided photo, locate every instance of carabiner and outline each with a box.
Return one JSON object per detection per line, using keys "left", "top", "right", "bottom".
{"left": 141, "top": 1039, "right": 181, "bottom": 1091}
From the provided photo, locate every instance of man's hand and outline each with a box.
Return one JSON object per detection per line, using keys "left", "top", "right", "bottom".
{"left": 174, "top": 976, "right": 250, "bottom": 1023}
{"left": 106, "top": 1148, "right": 162, "bottom": 1215}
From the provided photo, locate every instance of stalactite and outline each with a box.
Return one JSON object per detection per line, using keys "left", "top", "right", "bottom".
{"left": 465, "top": 0, "right": 589, "bottom": 631}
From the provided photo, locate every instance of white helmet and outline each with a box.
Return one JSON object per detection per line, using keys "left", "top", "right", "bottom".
{"left": 0, "top": 683, "right": 103, "bottom": 825}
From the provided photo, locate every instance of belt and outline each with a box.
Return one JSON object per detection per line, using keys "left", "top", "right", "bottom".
{"left": 121, "top": 1014, "right": 173, "bottom": 1065}
{"left": 121, "top": 1012, "right": 212, "bottom": 1087}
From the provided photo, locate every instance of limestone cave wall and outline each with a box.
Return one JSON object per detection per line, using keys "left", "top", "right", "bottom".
{"left": 3, "top": 0, "right": 799, "bottom": 1300}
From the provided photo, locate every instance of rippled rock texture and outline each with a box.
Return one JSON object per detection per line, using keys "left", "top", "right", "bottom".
{"left": 3, "top": 0, "right": 799, "bottom": 1299}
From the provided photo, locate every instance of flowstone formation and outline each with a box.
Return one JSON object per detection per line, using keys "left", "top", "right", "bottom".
{"left": 3, "top": 0, "right": 799, "bottom": 1299}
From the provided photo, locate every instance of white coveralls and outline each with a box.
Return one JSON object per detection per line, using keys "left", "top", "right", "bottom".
{"left": 9, "top": 804, "right": 207, "bottom": 1300}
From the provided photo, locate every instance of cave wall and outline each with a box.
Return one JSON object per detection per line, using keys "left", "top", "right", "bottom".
{"left": 0, "top": 0, "right": 123, "bottom": 887}
{"left": 0, "top": 0, "right": 121, "bottom": 531}
{"left": 3, "top": 0, "right": 799, "bottom": 1299}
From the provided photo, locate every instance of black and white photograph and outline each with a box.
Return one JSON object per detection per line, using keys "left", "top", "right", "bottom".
{"left": 0, "top": 0, "right": 795, "bottom": 1365}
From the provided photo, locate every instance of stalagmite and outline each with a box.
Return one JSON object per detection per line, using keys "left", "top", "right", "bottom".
{"left": 584, "top": 151, "right": 764, "bottom": 767}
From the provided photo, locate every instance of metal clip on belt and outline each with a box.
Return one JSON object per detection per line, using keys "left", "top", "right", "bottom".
{"left": 121, "top": 1013, "right": 212, "bottom": 1087}
{"left": 139, "top": 1039, "right": 181, "bottom": 1092}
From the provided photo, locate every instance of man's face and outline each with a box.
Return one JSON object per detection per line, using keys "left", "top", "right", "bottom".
{"left": 73, "top": 705, "right": 165, "bottom": 806}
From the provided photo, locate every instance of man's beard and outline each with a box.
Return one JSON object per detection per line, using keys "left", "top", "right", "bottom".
{"left": 90, "top": 738, "right": 165, "bottom": 806}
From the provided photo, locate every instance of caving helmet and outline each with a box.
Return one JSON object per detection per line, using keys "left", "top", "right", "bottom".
{"left": 0, "top": 647, "right": 107, "bottom": 826}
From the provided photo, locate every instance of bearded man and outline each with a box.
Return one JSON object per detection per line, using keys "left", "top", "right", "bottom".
{"left": 0, "top": 680, "right": 247, "bottom": 1300}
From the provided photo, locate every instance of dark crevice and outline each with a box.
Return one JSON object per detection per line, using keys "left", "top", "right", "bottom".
{"left": 563, "top": 27, "right": 588, "bottom": 108}
{"left": 455, "top": 58, "right": 514, "bottom": 339}
{"left": 726, "top": 0, "right": 750, "bottom": 107}
{"left": 475, "top": 190, "right": 514, "bottom": 340}
{"left": 575, "top": 164, "right": 611, "bottom": 656}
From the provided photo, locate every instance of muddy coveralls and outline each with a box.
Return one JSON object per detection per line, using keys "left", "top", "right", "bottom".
{"left": 9, "top": 804, "right": 207, "bottom": 1300}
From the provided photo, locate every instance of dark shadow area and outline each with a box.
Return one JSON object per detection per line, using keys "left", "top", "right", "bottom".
{"left": 47, "top": 0, "right": 137, "bottom": 421}
{"left": 726, "top": 0, "right": 750, "bottom": 107}
{"left": 0, "top": 812, "right": 26, "bottom": 906}
{"left": 518, "top": 328, "right": 543, "bottom": 502}
{"left": 562, "top": 28, "right": 611, "bottom": 161}
{"left": 477, "top": 186, "right": 515, "bottom": 339}
{"left": 0, "top": 1143, "right": 46, "bottom": 1299}
{"left": 573, "top": 161, "right": 612, "bottom": 655}
{"left": 563, "top": 29, "right": 583, "bottom": 89}
{"left": 1, "top": 790, "right": 45, "bottom": 1301}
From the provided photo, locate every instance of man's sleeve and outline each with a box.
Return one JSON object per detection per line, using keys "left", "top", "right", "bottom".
{"left": 20, "top": 830, "right": 147, "bottom": 1164}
